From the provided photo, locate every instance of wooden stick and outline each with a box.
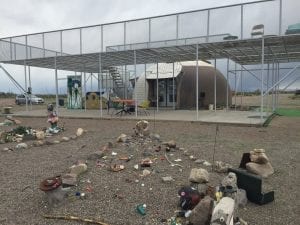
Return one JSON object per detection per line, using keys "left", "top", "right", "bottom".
{"left": 43, "top": 214, "right": 110, "bottom": 225}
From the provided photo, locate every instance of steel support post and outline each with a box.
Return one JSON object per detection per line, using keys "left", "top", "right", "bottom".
{"left": 84, "top": 70, "right": 87, "bottom": 112}
{"left": 134, "top": 50, "right": 137, "bottom": 117}
{"left": 206, "top": 10, "right": 210, "bottom": 42}
{"left": 54, "top": 57, "right": 59, "bottom": 115}
{"left": 241, "top": 5, "right": 244, "bottom": 39}
{"left": 196, "top": 45, "right": 199, "bottom": 119}
{"left": 226, "top": 58, "right": 229, "bottom": 110}
{"left": 172, "top": 62, "right": 175, "bottom": 110}
{"left": 156, "top": 62, "right": 159, "bottom": 112}
{"left": 266, "top": 63, "right": 270, "bottom": 115}
{"left": 214, "top": 57, "right": 217, "bottom": 112}
{"left": 272, "top": 61, "right": 275, "bottom": 111}
{"left": 260, "top": 37, "right": 265, "bottom": 124}
{"left": 125, "top": 65, "right": 127, "bottom": 98}
{"left": 145, "top": 64, "right": 147, "bottom": 99}
{"left": 28, "top": 66, "right": 32, "bottom": 110}
{"left": 99, "top": 53, "right": 103, "bottom": 117}
{"left": 279, "top": 0, "right": 282, "bottom": 35}
{"left": 240, "top": 66, "right": 243, "bottom": 108}
{"left": 24, "top": 61, "right": 28, "bottom": 111}
{"left": 234, "top": 63, "right": 237, "bottom": 111}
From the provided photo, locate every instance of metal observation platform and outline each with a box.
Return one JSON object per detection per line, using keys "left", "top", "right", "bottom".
{"left": 0, "top": 0, "right": 299, "bottom": 124}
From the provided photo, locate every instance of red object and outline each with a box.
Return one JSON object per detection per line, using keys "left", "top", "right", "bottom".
{"left": 40, "top": 176, "right": 62, "bottom": 192}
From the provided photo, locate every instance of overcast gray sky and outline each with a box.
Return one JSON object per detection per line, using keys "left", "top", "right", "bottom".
{"left": 0, "top": 0, "right": 299, "bottom": 93}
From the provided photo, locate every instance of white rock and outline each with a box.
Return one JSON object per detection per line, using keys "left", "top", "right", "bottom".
{"left": 15, "top": 143, "right": 28, "bottom": 150}
{"left": 61, "top": 137, "right": 70, "bottom": 142}
{"left": 117, "top": 133, "right": 127, "bottom": 142}
{"left": 142, "top": 169, "right": 151, "bottom": 176}
{"left": 69, "top": 163, "right": 88, "bottom": 177}
{"left": 134, "top": 164, "right": 139, "bottom": 170}
{"left": 162, "top": 176, "right": 174, "bottom": 182}
{"left": 76, "top": 128, "right": 84, "bottom": 137}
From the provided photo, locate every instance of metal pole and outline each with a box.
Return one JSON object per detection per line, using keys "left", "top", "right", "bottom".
{"left": 149, "top": 18, "right": 151, "bottom": 43}
{"left": 125, "top": 65, "right": 127, "bottom": 98}
{"left": 28, "top": 66, "right": 32, "bottom": 110}
{"left": 234, "top": 63, "right": 237, "bottom": 111}
{"left": 214, "top": 57, "right": 217, "bottom": 112}
{"left": 226, "top": 58, "right": 229, "bottom": 110}
{"left": 206, "top": 10, "right": 210, "bottom": 42}
{"left": 144, "top": 64, "right": 147, "bottom": 100}
{"left": 60, "top": 31, "right": 63, "bottom": 56}
{"left": 279, "top": 0, "right": 282, "bottom": 35}
{"left": 241, "top": 5, "right": 244, "bottom": 39}
{"left": 134, "top": 50, "right": 137, "bottom": 117}
{"left": 124, "top": 22, "right": 126, "bottom": 45}
{"left": 80, "top": 28, "right": 82, "bottom": 54}
{"left": 99, "top": 53, "right": 103, "bottom": 117}
{"left": 54, "top": 57, "right": 59, "bottom": 115}
{"left": 84, "top": 70, "right": 87, "bottom": 112}
{"left": 156, "top": 62, "right": 159, "bottom": 112}
{"left": 240, "top": 66, "right": 243, "bottom": 108}
{"left": 266, "top": 63, "right": 270, "bottom": 114}
{"left": 176, "top": 14, "right": 179, "bottom": 44}
{"left": 260, "top": 37, "right": 265, "bottom": 124}
{"left": 172, "top": 62, "right": 175, "bottom": 110}
{"left": 24, "top": 61, "right": 28, "bottom": 111}
{"left": 272, "top": 61, "right": 275, "bottom": 111}
{"left": 196, "top": 45, "right": 199, "bottom": 119}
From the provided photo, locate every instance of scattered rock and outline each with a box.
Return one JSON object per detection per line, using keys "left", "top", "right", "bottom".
{"left": 221, "top": 172, "right": 237, "bottom": 188}
{"left": 33, "top": 140, "right": 45, "bottom": 147}
{"left": 211, "top": 197, "right": 235, "bottom": 225}
{"left": 62, "top": 173, "right": 77, "bottom": 187}
{"left": 110, "top": 164, "right": 125, "bottom": 172}
{"left": 188, "top": 196, "right": 214, "bottom": 225}
{"left": 15, "top": 143, "right": 28, "bottom": 150}
{"left": 195, "top": 159, "right": 205, "bottom": 164}
{"left": 76, "top": 128, "right": 84, "bottom": 137}
{"left": 142, "top": 169, "right": 151, "bottom": 176}
{"left": 35, "top": 131, "right": 45, "bottom": 140}
{"left": 2, "top": 147, "right": 10, "bottom": 152}
{"left": 246, "top": 162, "right": 274, "bottom": 178}
{"left": 163, "top": 140, "right": 176, "bottom": 148}
{"left": 61, "top": 137, "right": 70, "bottom": 142}
{"left": 203, "top": 161, "right": 212, "bottom": 166}
{"left": 69, "top": 163, "right": 88, "bottom": 177}
{"left": 150, "top": 133, "right": 160, "bottom": 141}
{"left": 214, "top": 161, "right": 232, "bottom": 173}
{"left": 189, "top": 168, "right": 209, "bottom": 183}
{"left": 53, "top": 140, "right": 60, "bottom": 144}
{"left": 249, "top": 149, "right": 269, "bottom": 164}
{"left": 135, "top": 120, "right": 150, "bottom": 136}
{"left": 70, "top": 135, "right": 77, "bottom": 140}
{"left": 235, "top": 189, "right": 248, "bottom": 208}
{"left": 117, "top": 134, "right": 128, "bottom": 143}
{"left": 88, "top": 151, "right": 105, "bottom": 160}
{"left": 162, "top": 176, "right": 174, "bottom": 182}
{"left": 134, "top": 164, "right": 139, "bottom": 170}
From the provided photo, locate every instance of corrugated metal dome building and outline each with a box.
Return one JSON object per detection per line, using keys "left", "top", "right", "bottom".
{"left": 134, "top": 61, "right": 232, "bottom": 109}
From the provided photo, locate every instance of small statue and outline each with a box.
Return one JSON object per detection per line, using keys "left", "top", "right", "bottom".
{"left": 47, "top": 104, "right": 59, "bottom": 133}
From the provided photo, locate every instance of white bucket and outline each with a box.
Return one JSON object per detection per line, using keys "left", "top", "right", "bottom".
{"left": 209, "top": 104, "right": 214, "bottom": 111}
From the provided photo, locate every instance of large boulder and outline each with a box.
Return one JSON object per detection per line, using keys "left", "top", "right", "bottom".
{"left": 189, "top": 168, "right": 209, "bottom": 183}
{"left": 250, "top": 149, "right": 269, "bottom": 164}
{"left": 246, "top": 162, "right": 274, "bottom": 178}
{"left": 188, "top": 196, "right": 214, "bottom": 225}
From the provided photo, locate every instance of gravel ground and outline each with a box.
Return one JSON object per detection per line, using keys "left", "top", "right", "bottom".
{"left": 0, "top": 116, "right": 299, "bottom": 225}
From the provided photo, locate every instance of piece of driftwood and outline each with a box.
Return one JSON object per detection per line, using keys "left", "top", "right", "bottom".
{"left": 43, "top": 214, "right": 110, "bottom": 225}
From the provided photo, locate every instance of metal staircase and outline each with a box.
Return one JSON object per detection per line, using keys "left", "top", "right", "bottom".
{"left": 108, "top": 66, "right": 125, "bottom": 98}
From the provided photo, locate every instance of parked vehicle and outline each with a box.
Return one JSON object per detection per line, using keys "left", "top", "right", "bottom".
{"left": 15, "top": 94, "right": 45, "bottom": 105}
